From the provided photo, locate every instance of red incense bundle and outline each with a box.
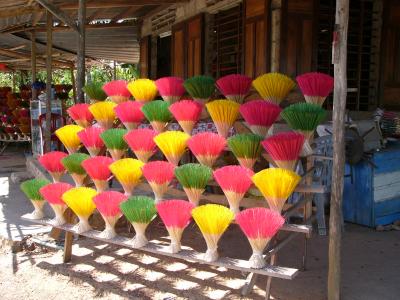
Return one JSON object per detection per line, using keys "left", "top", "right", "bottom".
{"left": 216, "top": 74, "right": 252, "bottom": 103}
{"left": 67, "top": 103, "right": 94, "bottom": 128}
{"left": 236, "top": 208, "right": 284, "bottom": 268}
{"left": 38, "top": 151, "right": 68, "bottom": 182}
{"left": 39, "top": 182, "right": 73, "bottom": 226}
{"left": 169, "top": 100, "right": 203, "bottom": 135}
{"left": 93, "top": 191, "right": 128, "bottom": 238}
{"left": 261, "top": 131, "right": 305, "bottom": 170}
{"left": 213, "top": 166, "right": 253, "bottom": 214}
{"left": 81, "top": 156, "right": 113, "bottom": 192}
{"left": 124, "top": 128, "right": 157, "bottom": 163}
{"left": 155, "top": 76, "right": 185, "bottom": 103}
{"left": 114, "top": 101, "right": 144, "bottom": 130}
{"left": 239, "top": 100, "right": 282, "bottom": 137}
{"left": 142, "top": 161, "right": 175, "bottom": 202}
{"left": 156, "top": 200, "right": 194, "bottom": 253}
{"left": 77, "top": 126, "right": 105, "bottom": 157}
{"left": 102, "top": 80, "right": 131, "bottom": 104}
{"left": 296, "top": 72, "right": 334, "bottom": 106}
{"left": 187, "top": 132, "right": 226, "bottom": 167}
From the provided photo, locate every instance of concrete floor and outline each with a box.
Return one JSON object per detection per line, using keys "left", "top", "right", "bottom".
{"left": 0, "top": 145, "right": 399, "bottom": 299}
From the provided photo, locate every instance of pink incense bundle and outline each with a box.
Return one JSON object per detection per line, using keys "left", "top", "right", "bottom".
{"left": 77, "top": 126, "right": 105, "bottom": 157}
{"left": 102, "top": 80, "right": 131, "bottom": 103}
{"left": 142, "top": 161, "right": 175, "bottom": 202}
{"left": 93, "top": 191, "right": 128, "bottom": 239}
{"left": 239, "top": 100, "right": 282, "bottom": 137}
{"left": 216, "top": 74, "right": 252, "bottom": 103}
{"left": 114, "top": 101, "right": 144, "bottom": 130}
{"left": 261, "top": 131, "right": 305, "bottom": 170}
{"left": 124, "top": 128, "right": 157, "bottom": 163}
{"left": 39, "top": 182, "right": 73, "bottom": 226}
{"left": 81, "top": 156, "right": 113, "bottom": 192}
{"left": 187, "top": 132, "right": 226, "bottom": 167}
{"left": 155, "top": 76, "right": 185, "bottom": 103}
{"left": 38, "top": 151, "right": 68, "bottom": 182}
{"left": 236, "top": 208, "right": 284, "bottom": 268}
{"left": 296, "top": 72, "right": 334, "bottom": 106}
{"left": 213, "top": 166, "right": 253, "bottom": 214}
{"left": 156, "top": 200, "right": 194, "bottom": 253}
{"left": 169, "top": 100, "right": 203, "bottom": 135}
{"left": 67, "top": 103, "right": 94, "bottom": 128}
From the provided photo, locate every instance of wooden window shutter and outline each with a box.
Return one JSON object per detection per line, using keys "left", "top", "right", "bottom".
{"left": 171, "top": 22, "right": 186, "bottom": 78}
{"left": 139, "top": 36, "right": 151, "bottom": 78}
{"left": 243, "top": 0, "right": 271, "bottom": 78}
{"left": 187, "top": 14, "right": 204, "bottom": 77}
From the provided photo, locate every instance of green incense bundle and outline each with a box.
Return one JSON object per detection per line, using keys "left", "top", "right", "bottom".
{"left": 82, "top": 82, "right": 107, "bottom": 102}
{"left": 20, "top": 178, "right": 50, "bottom": 219}
{"left": 100, "top": 128, "right": 128, "bottom": 160}
{"left": 120, "top": 196, "right": 157, "bottom": 248}
{"left": 174, "top": 163, "right": 212, "bottom": 206}
{"left": 228, "top": 133, "right": 263, "bottom": 170}
{"left": 183, "top": 76, "right": 215, "bottom": 102}
{"left": 141, "top": 100, "right": 172, "bottom": 133}
{"left": 61, "top": 153, "right": 90, "bottom": 186}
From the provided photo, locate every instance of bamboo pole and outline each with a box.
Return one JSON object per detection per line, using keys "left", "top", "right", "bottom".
{"left": 76, "top": 0, "right": 86, "bottom": 103}
{"left": 31, "top": 31, "right": 37, "bottom": 100}
{"left": 45, "top": 11, "right": 53, "bottom": 153}
{"left": 328, "top": 0, "right": 349, "bottom": 299}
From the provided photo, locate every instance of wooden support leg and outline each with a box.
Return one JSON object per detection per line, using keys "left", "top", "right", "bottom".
{"left": 241, "top": 273, "right": 258, "bottom": 296}
{"left": 265, "top": 254, "right": 277, "bottom": 300}
{"left": 63, "top": 231, "right": 73, "bottom": 263}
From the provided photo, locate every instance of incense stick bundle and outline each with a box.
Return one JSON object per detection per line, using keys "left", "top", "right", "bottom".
{"left": 120, "top": 196, "right": 157, "bottom": 248}
{"left": 38, "top": 151, "right": 68, "bottom": 182}
{"left": 141, "top": 100, "right": 172, "bottom": 133}
{"left": 187, "top": 132, "right": 226, "bottom": 167}
{"left": 296, "top": 72, "right": 334, "bottom": 106}
{"left": 227, "top": 133, "right": 263, "bottom": 170}
{"left": 77, "top": 126, "right": 105, "bottom": 157}
{"left": 88, "top": 101, "right": 117, "bottom": 130}
{"left": 142, "top": 161, "right": 175, "bottom": 202}
{"left": 236, "top": 207, "right": 284, "bottom": 268}
{"left": 192, "top": 204, "right": 234, "bottom": 262}
{"left": 252, "top": 73, "right": 296, "bottom": 104}
{"left": 206, "top": 100, "right": 240, "bottom": 138}
{"left": 103, "top": 80, "right": 131, "bottom": 103}
{"left": 169, "top": 100, "right": 203, "bottom": 135}
{"left": 127, "top": 79, "right": 158, "bottom": 102}
{"left": 39, "top": 182, "right": 73, "bottom": 225}
{"left": 213, "top": 165, "right": 254, "bottom": 214}
{"left": 62, "top": 187, "right": 98, "bottom": 233}
{"left": 81, "top": 156, "right": 113, "bottom": 192}
{"left": 83, "top": 82, "right": 107, "bottom": 103}
{"left": 175, "top": 163, "right": 212, "bottom": 206}
{"left": 114, "top": 101, "right": 144, "bottom": 130}
{"left": 100, "top": 128, "right": 128, "bottom": 160}
{"left": 109, "top": 158, "right": 144, "bottom": 196}
{"left": 93, "top": 191, "right": 128, "bottom": 238}
{"left": 61, "top": 153, "right": 90, "bottom": 186}
{"left": 183, "top": 75, "right": 215, "bottom": 104}
{"left": 67, "top": 103, "right": 94, "bottom": 128}
{"left": 216, "top": 74, "right": 252, "bottom": 103}
{"left": 156, "top": 200, "right": 194, "bottom": 253}
{"left": 20, "top": 178, "right": 50, "bottom": 219}
{"left": 124, "top": 128, "right": 158, "bottom": 163}
{"left": 155, "top": 76, "right": 185, "bottom": 103}
{"left": 55, "top": 124, "right": 83, "bottom": 154}
{"left": 153, "top": 131, "right": 190, "bottom": 165}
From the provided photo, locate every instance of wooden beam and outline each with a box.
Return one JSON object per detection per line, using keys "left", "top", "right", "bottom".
{"left": 31, "top": 31, "right": 37, "bottom": 100}
{"left": 0, "top": 6, "right": 40, "bottom": 18}
{"left": 35, "top": 0, "right": 78, "bottom": 32}
{"left": 60, "top": 0, "right": 187, "bottom": 9}
{"left": 328, "top": 0, "right": 349, "bottom": 299}
{"left": 111, "top": 6, "right": 141, "bottom": 22}
{"left": 70, "top": 68, "right": 77, "bottom": 103}
{"left": 76, "top": 0, "right": 86, "bottom": 103}
{"left": 7, "top": 45, "right": 26, "bottom": 51}
{"left": 45, "top": 11, "right": 52, "bottom": 153}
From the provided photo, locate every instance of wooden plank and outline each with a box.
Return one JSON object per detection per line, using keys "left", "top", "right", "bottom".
{"left": 44, "top": 11, "right": 52, "bottom": 153}
{"left": 35, "top": 0, "right": 78, "bottom": 32}
{"left": 30, "top": 31, "right": 37, "bottom": 100}
{"left": 76, "top": 0, "right": 86, "bottom": 103}
{"left": 21, "top": 215, "right": 298, "bottom": 280}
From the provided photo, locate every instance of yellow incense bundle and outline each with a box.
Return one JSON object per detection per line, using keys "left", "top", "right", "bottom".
{"left": 88, "top": 101, "right": 117, "bottom": 129}
{"left": 55, "top": 124, "right": 83, "bottom": 154}
{"left": 153, "top": 131, "right": 190, "bottom": 165}
{"left": 205, "top": 100, "right": 240, "bottom": 138}
{"left": 109, "top": 158, "right": 144, "bottom": 196}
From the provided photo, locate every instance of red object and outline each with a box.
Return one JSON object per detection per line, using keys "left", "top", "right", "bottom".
{"left": 296, "top": 72, "right": 334, "bottom": 97}
{"left": 142, "top": 161, "right": 175, "bottom": 185}
{"left": 102, "top": 80, "right": 131, "bottom": 97}
{"left": 155, "top": 77, "right": 185, "bottom": 101}
{"left": 169, "top": 100, "right": 203, "bottom": 122}
{"left": 262, "top": 131, "right": 305, "bottom": 161}
{"left": 124, "top": 128, "right": 157, "bottom": 162}
{"left": 187, "top": 132, "right": 226, "bottom": 167}
{"left": 77, "top": 126, "right": 105, "bottom": 156}
{"left": 114, "top": 101, "right": 144, "bottom": 130}
{"left": 38, "top": 113, "right": 65, "bottom": 151}
{"left": 216, "top": 74, "right": 252, "bottom": 102}
{"left": 38, "top": 151, "right": 68, "bottom": 173}
{"left": 67, "top": 104, "right": 94, "bottom": 127}
{"left": 0, "top": 64, "right": 8, "bottom": 71}
{"left": 81, "top": 156, "right": 113, "bottom": 180}
{"left": 235, "top": 207, "right": 284, "bottom": 239}
{"left": 240, "top": 100, "right": 281, "bottom": 128}
{"left": 93, "top": 191, "right": 127, "bottom": 217}
{"left": 156, "top": 199, "right": 194, "bottom": 228}
{"left": 39, "top": 182, "right": 73, "bottom": 205}
{"left": 213, "top": 165, "right": 254, "bottom": 194}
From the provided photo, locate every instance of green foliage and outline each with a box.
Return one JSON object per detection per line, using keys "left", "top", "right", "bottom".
{"left": 174, "top": 163, "right": 212, "bottom": 189}
{"left": 120, "top": 196, "right": 157, "bottom": 223}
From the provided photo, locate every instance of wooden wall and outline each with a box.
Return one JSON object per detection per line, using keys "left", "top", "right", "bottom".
{"left": 139, "top": 36, "right": 151, "bottom": 78}
{"left": 243, "top": 0, "right": 271, "bottom": 78}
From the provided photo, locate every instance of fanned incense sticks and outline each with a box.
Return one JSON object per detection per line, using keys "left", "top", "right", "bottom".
{"left": 142, "top": 161, "right": 175, "bottom": 202}
{"left": 102, "top": 80, "right": 131, "bottom": 103}
{"left": 83, "top": 82, "right": 107, "bottom": 102}
{"left": 206, "top": 99, "right": 240, "bottom": 138}
{"left": 154, "top": 131, "right": 190, "bottom": 165}
{"left": 20, "top": 178, "right": 50, "bottom": 219}
{"left": 127, "top": 79, "right": 158, "bottom": 102}
{"left": 114, "top": 101, "right": 144, "bottom": 130}
{"left": 252, "top": 73, "right": 296, "bottom": 104}
{"left": 141, "top": 100, "right": 172, "bottom": 133}
{"left": 61, "top": 153, "right": 90, "bottom": 186}
{"left": 169, "top": 100, "right": 203, "bottom": 135}
{"left": 38, "top": 151, "right": 67, "bottom": 182}
{"left": 187, "top": 132, "right": 226, "bottom": 167}
{"left": 81, "top": 156, "right": 113, "bottom": 192}
{"left": 227, "top": 133, "right": 263, "bottom": 170}
{"left": 39, "top": 182, "right": 73, "bottom": 225}
{"left": 55, "top": 124, "right": 83, "bottom": 154}
{"left": 296, "top": 72, "right": 334, "bottom": 106}
{"left": 155, "top": 76, "right": 185, "bottom": 103}
{"left": 89, "top": 101, "right": 117, "bottom": 130}
{"left": 124, "top": 128, "right": 158, "bottom": 163}
{"left": 109, "top": 158, "right": 144, "bottom": 196}
{"left": 216, "top": 74, "right": 252, "bottom": 103}
{"left": 77, "top": 126, "right": 105, "bottom": 157}
{"left": 67, "top": 103, "right": 94, "bottom": 128}
{"left": 100, "top": 128, "right": 128, "bottom": 160}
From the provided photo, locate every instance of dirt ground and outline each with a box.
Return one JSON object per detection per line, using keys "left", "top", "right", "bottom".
{"left": 0, "top": 146, "right": 399, "bottom": 300}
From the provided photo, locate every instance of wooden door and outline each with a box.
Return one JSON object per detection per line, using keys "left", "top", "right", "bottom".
{"left": 139, "top": 36, "right": 151, "bottom": 78}
{"left": 380, "top": 0, "right": 400, "bottom": 109}
{"left": 187, "top": 14, "right": 204, "bottom": 77}
{"left": 280, "top": 0, "right": 316, "bottom": 77}
{"left": 171, "top": 22, "right": 186, "bottom": 78}
{"left": 243, "top": 0, "right": 271, "bottom": 78}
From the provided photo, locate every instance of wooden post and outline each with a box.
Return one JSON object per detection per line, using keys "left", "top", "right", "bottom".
{"left": 31, "top": 31, "right": 37, "bottom": 100}
{"left": 45, "top": 11, "right": 53, "bottom": 153}
{"left": 328, "top": 0, "right": 349, "bottom": 299}
{"left": 70, "top": 68, "right": 77, "bottom": 103}
{"left": 76, "top": 0, "right": 86, "bottom": 103}
{"left": 113, "top": 60, "right": 116, "bottom": 80}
